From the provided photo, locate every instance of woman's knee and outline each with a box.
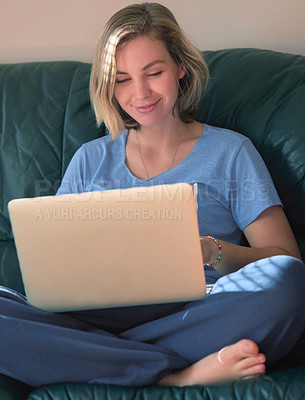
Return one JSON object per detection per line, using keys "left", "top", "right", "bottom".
{"left": 213, "top": 255, "right": 305, "bottom": 310}
{"left": 257, "top": 255, "right": 305, "bottom": 313}
{"left": 266, "top": 255, "right": 305, "bottom": 288}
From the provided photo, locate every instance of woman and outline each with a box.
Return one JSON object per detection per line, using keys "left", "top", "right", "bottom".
{"left": 1, "top": 2, "right": 304, "bottom": 388}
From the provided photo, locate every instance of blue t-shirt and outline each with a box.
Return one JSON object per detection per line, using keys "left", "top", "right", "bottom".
{"left": 57, "top": 124, "right": 281, "bottom": 245}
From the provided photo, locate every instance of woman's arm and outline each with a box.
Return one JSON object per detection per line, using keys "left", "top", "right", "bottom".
{"left": 200, "top": 206, "right": 302, "bottom": 276}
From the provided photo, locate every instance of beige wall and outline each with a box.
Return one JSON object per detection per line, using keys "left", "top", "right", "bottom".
{"left": 1, "top": 0, "right": 305, "bottom": 64}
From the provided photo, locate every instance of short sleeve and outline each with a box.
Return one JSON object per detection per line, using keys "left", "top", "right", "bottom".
{"left": 228, "top": 140, "right": 282, "bottom": 230}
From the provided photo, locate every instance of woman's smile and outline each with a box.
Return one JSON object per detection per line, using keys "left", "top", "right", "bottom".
{"left": 134, "top": 99, "right": 161, "bottom": 114}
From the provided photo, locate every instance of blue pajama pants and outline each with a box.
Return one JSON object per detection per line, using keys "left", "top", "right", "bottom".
{"left": 1, "top": 255, "right": 305, "bottom": 387}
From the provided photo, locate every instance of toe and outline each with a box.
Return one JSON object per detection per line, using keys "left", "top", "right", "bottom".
{"left": 239, "top": 339, "right": 260, "bottom": 356}
{"left": 218, "top": 339, "right": 259, "bottom": 365}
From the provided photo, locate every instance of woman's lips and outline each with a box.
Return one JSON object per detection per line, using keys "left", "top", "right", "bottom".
{"left": 134, "top": 99, "right": 160, "bottom": 114}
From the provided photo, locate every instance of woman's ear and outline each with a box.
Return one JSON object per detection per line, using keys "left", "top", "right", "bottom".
{"left": 178, "top": 63, "right": 186, "bottom": 79}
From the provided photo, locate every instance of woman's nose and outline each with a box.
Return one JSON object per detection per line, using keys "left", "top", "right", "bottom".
{"left": 133, "top": 79, "right": 150, "bottom": 100}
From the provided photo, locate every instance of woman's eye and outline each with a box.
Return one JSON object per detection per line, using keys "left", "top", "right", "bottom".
{"left": 148, "top": 71, "right": 162, "bottom": 78}
{"left": 116, "top": 78, "right": 130, "bottom": 84}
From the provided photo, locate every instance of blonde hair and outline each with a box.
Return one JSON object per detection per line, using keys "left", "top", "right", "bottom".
{"left": 90, "top": 2, "right": 209, "bottom": 139}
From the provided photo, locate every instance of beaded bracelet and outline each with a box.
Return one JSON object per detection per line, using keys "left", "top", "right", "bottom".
{"left": 205, "top": 236, "right": 222, "bottom": 267}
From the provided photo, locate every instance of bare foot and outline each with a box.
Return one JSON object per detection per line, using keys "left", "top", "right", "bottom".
{"left": 159, "top": 339, "right": 266, "bottom": 386}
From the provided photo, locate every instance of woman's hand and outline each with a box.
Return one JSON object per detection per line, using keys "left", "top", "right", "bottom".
{"left": 199, "top": 236, "right": 216, "bottom": 266}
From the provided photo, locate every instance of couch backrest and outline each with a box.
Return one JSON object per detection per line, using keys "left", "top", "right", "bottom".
{"left": 0, "top": 62, "right": 103, "bottom": 292}
{"left": 200, "top": 49, "right": 305, "bottom": 254}
{"left": 0, "top": 49, "right": 304, "bottom": 292}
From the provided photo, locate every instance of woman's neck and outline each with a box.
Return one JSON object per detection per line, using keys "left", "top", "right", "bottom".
{"left": 125, "top": 121, "right": 204, "bottom": 180}
{"left": 133, "top": 120, "right": 189, "bottom": 150}
{"left": 133, "top": 120, "right": 203, "bottom": 148}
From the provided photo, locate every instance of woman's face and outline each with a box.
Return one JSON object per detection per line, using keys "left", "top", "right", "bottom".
{"left": 114, "top": 35, "right": 185, "bottom": 129}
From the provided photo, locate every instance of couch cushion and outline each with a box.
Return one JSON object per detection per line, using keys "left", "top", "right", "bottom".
{"left": 0, "top": 374, "right": 32, "bottom": 400}
{"left": 26, "top": 367, "right": 305, "bottom": 400}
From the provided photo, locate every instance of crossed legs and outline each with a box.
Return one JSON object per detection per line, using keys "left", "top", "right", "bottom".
{"left": 1, "top": 255, "right": 304, "bottom": 387}
{"left": 122, "top": 255, "right": 305, "bottom": 385}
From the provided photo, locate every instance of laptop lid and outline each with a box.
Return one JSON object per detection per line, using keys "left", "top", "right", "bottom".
{"left": 8, "top": 183, "right": 206, "bottom": 312}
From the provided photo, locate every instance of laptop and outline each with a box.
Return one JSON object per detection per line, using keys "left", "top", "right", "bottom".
{"left": 8, "top": 183, "right": 206, "bottom": 312}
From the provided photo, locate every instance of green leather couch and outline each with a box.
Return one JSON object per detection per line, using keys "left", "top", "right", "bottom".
{"left": 1, "top": 48, "right": 305, "bottom": 399}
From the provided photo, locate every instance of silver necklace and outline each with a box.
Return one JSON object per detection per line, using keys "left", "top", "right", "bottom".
{"left": 135, "top": 131, "right": 185, "bottom": 179}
